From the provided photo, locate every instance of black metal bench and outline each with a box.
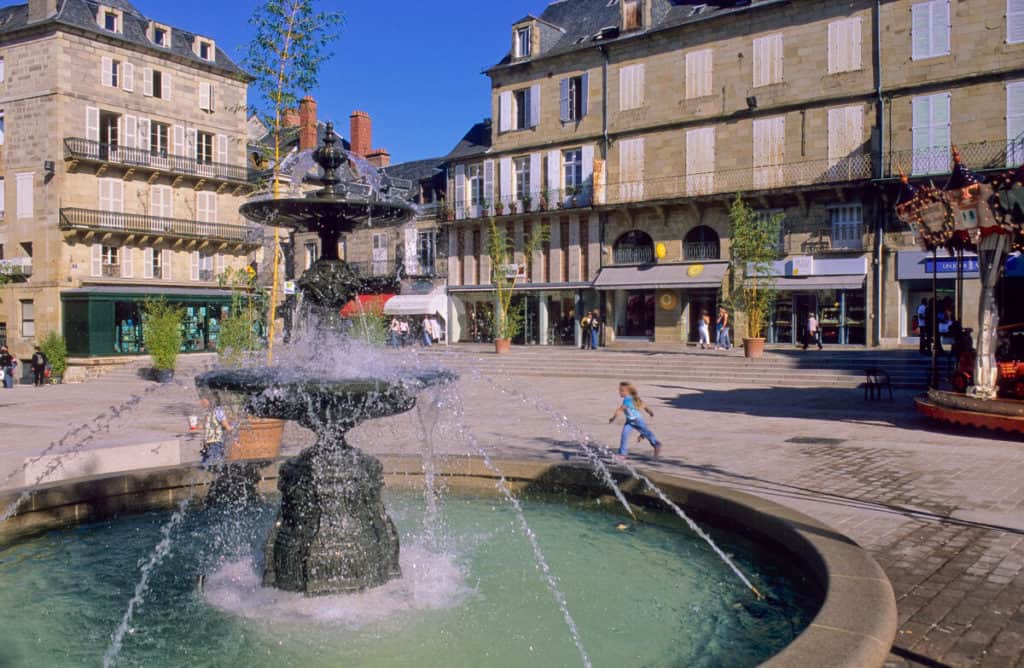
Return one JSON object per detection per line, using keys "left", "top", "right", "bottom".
{"left": 864, "top": 367, "right": 894, "bottom": 401}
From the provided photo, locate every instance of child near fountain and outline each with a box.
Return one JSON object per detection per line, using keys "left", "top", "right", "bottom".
{"left": 199, "top": 391, "right": 232, "bottom": 465}
{"left": 609, "top": 382, "right": 661, "bottom": 459}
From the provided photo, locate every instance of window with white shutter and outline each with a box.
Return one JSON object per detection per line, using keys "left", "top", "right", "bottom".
{"left": 101, "top": 56, "right": 113, "bottom": 87}
{"left": 122, "top": 62, "right": 134, "bottom": 92}
{"left": 196, "top": 191, "right": 217, "bottom": 224}
{"left": 137, "top": 118, "right": 150, "bottom": 152}
{"left": 91, "top": 244, "right": 102, "bottom": 277}
{"left": 827, "top": 105, "right": 864, "bottom": 169}
{"left": 559, "top": 74, "right": 589, "bottom": 122}
{"left": 199, "top": 82, "right": 213, "bottom": 112}
{"left": 16, "top": 172, "right": 33, "bottom": 219}
{"left": 216, "top": 134, "right": 228, "bottom": 165}
{"left": 911, "top": 92, "right": 951, "bottom": 174}
{"left": 191, "top": 251, "right": 200, "bottom": 281}
{"left": 123, "top": 115, "right": 136, "bottom": 149}
{"left": 499, "top": 156, "right": 513, "bottom": 205}
{"left": 684, "top": 49, "right": 713, "bottom": 99}
{"left": 499, "top": 91, "right": 513, "bottom": 133}
{"left": 617, "top": 137, "right": 644, "bottom": 201}
{"left": 619, "top": 64, "right": 645, "bottom": 110}
{"left": 1007, "top": 81, "right": 1024, "bottom": 166}
{"left": 98, "top": 177, "right": 124, "bottom": 213}
{"left": 86, "top": 107, "right": 100, "bottom": 142}
{"left": 151, "top": 185, "right": 173, "bottom": 218}
{"left": 828, "top": 18, "right": 862, "bottom": 73}
{"left": 911, "top": 1, "right": 950, "bottom": 60}
{"left": 830, "top": 205, "right": 864, "bottom": 250}
{"left": 454, "top": 164, "right": 465, "bottom": 219}
{"left": 529, "top": 84, "right": 540, "bottom": 128}
{"left": 685, "top": 127, "right": 715, "bottom": 195}
{"left": 753, "top": 117, "right": 785, "bottom": 189}
{"left": 143, "top": 68, "right": 153, "bottom": 96}
{"left": 483, "top": 160, "right": 495, "bottom": 210}
{"left": 161, "top": 72, "right": 171, "bottom": 101}
{"left": 173, "top": 125, "right": 185, "bottom": 156}
{"left": 1011, "top": 0, "right": 1024, "bottom": 44}
{"left": 529, "top": 152, "right": 542, "bottom": 209}
{"left": 752, "top": 34, "right": 783, "bottom": 87}
{"left": 121, "top": 247, "right": 133, "bottom": 278}
{"left": 161, "top": 249, "right": 172, "bottom": 280}
{"left": 144, "top": 248, "right": 154, "bottom": 279}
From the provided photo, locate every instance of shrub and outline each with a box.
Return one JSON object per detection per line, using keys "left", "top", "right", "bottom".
{"left": 39, "top": 331, "right": 68, "bottom": 379}
{"left": 143, "top": 298, "right": 184, "bottom": 371}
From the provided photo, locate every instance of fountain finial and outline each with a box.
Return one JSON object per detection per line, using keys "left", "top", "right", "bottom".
{"left": 314, "top": 121, "right": 348, "bottom": 195}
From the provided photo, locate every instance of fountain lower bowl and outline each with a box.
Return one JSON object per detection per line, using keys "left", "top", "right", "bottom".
{"left": 0, "top": 458, "right": 896, "bottom": 668}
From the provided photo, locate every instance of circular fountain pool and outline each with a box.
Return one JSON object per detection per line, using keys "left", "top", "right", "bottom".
{"left": 0, "top": 488, "right": 814, "bottom": 667}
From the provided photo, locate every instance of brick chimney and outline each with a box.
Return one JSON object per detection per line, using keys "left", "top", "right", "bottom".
{"left": 366, "top": 148, "right": 391, "bottom": 168}
{"left": 282, "top": 108, "right": 301, "bottom": 128}
{"left": 298, "top": 97, "right": 318, "bottom": 151}
{"left": 349, "top": 110, "right": 372, "bottom": 157}
{"left": 27, "top": 0, "right": 58, "bottom": 23}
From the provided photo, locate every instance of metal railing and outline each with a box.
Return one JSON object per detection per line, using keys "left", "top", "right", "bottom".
{"left": 59, "top": 207, "right": 264, "bottom": 245}
{"left": 444, "top": 186, "right": 595, "bottom": 222}
{"left": 684, "top": 241, "right": 721, "bottom": 260}
{"left": 101, "top": 264, "right": 120, "bottom": 278}
{"left": 341, "top": 259, "right": 449, "bottom": 279}
{"left": 0, "top": 257, "right": 32, "bottom": 277}
{"left": 798, "top": 225, "right": 866, "bottom": 254}
{"left": 198, "top": 269, "right": 215, "bottom": 282}
{"left": 882, "top": 136, "right": 1024, "bottom": 178}
{"left": 63, "top": 137, "right": 250, "bottom": 184}
{"left": 613, "top": 246, "right": 654, "bottom": 265}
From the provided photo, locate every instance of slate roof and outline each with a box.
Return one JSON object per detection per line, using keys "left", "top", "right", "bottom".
{"left": 0, "top": 0, "right": 247, "bottom": 77}
{"left": 442, "top": 120, "right": 492, "bottom": 164}
{"left": 384, "top": 157, "right": 443, "bottom": 185}
{"left": 491, "top": 0, "right": 771, "bottom": 70}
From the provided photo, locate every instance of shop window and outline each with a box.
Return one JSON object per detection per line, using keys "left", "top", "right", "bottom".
{"left": 684, "top": 226, "right": 720, "bottom": 260}
{"left": 613, "top": 230, "right": 654, "bottom": 265}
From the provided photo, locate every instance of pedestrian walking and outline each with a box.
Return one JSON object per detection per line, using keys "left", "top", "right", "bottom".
{"left": 199, "top": 391, "right": 232, "bottom": 466}
{"left": 916, "top": 298, "right": 928, "bottom": 354}
{"left": 589, "top": 310, "right": 601, "bottom": 350}
{"left": 388, "top": 317, "right": 402, "bottom": 348}
{"left": 580, "top": 311, "right": 592, "bottom": 349}
{"left": 609, "top": 381, "right": 661, "bottom": 459}
{"left": 803, "top": 313, "right": 823, "bottom": 350}
{"left": 698, "top": 311, "right": 711, "bottom": 349}
{"left": 0, "top": 346, "right": 17, "bottom": 388}
{"left": 30, "top": 346, "right": 48, "bottom": 387}
{"left": 420, "top": 317, "right": 433, "bottom": 347}
{"left": 715, "top": 307, "right": 731, "bottom": 350}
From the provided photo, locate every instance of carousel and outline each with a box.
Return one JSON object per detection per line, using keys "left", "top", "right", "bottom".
{"left": 895, "top": 148, "right": 1024, "bottom": 432}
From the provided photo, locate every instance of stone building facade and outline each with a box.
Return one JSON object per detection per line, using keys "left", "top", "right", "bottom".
{"left": 442, "top": 0, "right": 1024, "bottom": 346}
{"left": 0, "top": 0, "right": 256, "bottom": 361}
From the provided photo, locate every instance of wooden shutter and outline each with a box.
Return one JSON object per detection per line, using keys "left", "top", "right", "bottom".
{"left": 138, "top": 118, "right": 150, "bottom": 152}
{"left": 112, "top": 179, "right": 124, "bottom": 212}
{"left": 173, "top": 125, "right": 184, "bottom": 156}
{"left": 86, "top": 107, "right": 100, "bottom": 142}
{"left": 619, "top": 66, "right": 633, "bottom": 110}
{"left": 499, "top": 156, "right": 513, "bottom": 204}
{"left": 559, "top": 78, "right": 570, "bottom": 122}
{"left": 0, "top": 177, "right": 5, "bottom": 216}
{"left": 91, "top": 244, "right": 102, "bottom": 277}
{"left": 931, "top": 1, "right": 950, "bottom": 57}
{"left": 191, "top": 251, "right": 200, "bottom": 281}
{"left": 912, "top": 93, "right": 951, "bottom": 173}
{"left": 123, "top": 115, "right": 137, "bottom": 149}
{"left": 162, "top": 73, "right": 172, "bottom": 101}
{"left": 143, "top": 248, "right": 154, "bottom": 278}
{"left": 122, "top": 62, "right": 134, "bottom": 92}
{"left": 753, "top": 117, "right": 784, "bottom": 188}
{"left": 529, "top": 152, "right": 542, "bottom": 208}
{"left": 499, "top": 91, "right": 512, "bottom": 132}
{"left": 618, "top": 138, "right": 644, "bottom": 201}
{"left": 581, "top": 144, "right": 595, "bottom": 190}
{"left": 685, "top": 49, "right": 712, "bottom": 99}
{"left": 529, "top": 84, "right": 540, "bottom": 128}
{"left": 483, "top": 159, "right": 495, "bottom": 205}
{"left": 547, "top": 150, "right": 561, "bottom": 196}
{"left": 101, "top": 56, "right": 112, "bottom": 86}
{"left": 199, "top": 82, "right": 211, "bottom": 111}
{"left": 161, "top": 249, "right": 172, "bottom": 280}
{"left": 216, "top": 134, "right": 228, "bottom": 164}
{"left": 753, "top": 36, "right": 769, "bottom": 86}
{"left": 16, "top": 173, "right": 32, "bottom": 218}
{"left": 828, "top": 105, "right": 863, "bottom": 164}
{"left": 686, "top": 127, "right": 715, "bottom": 195}
{"left": 911, "top": 2, "right": 930, "bottom": 60}
{"left": 828, "top": 20, "right": 861, "bottom": 73}
{"left": 143, "top": 68, "right": 153, "bottom": 96}
{"left": 214, "top": 254, "right": 224, "bottom": 277}
{"left": 848, "top": 18, "right": 863, "bottom": 71}
{"left": 121, "top": 247, "right": 133, "bottom": 278}
{"left": 454, "top": 164, "right": 465, "bottom": 219}
{"left": 1010, "top": 0, "right": 1024, "bottom": 43}
{"left": 1008, "top": 81, "right": 1024, "bottom": 166}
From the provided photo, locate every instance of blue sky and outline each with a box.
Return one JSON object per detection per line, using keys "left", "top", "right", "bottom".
{"left": 132, "top": 0, "right": 538, "bottom": 165}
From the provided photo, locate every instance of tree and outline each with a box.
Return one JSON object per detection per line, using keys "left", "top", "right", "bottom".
{"left": 486, "top": 218, "right": 548, "bottom": 341}
{"left": 728, "top": 194, "right": 782, "bottom": 340}
{"left": 244, "top": 0, "right": 344, "bottom": 360}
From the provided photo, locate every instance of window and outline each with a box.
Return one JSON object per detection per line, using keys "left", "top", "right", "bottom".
{"left": 371, "top": 233, "right": 388, "bottom": 275}
{"left": 514, "top": 157, "right": 531, "bottom": 201}
{"left": 199, "top": 82, "right": 214, "bottom": 112}
{"left": 103, "top": 11, "right": 118, "bottom": 32}
{"left": 0, "top": 57, "right": 5, "bottom": 83}
{"left": 149, "top": 22, "right": 171, "bottom": 48}
{"left": 911, "top": 1, "right": 950, "bottom": 60}
{"left": 1011, "top": 0, "right": 1024, "bottom": 44}
{"left": 150, "top": 122, "right": 170, "bottom": 156}
{"left": 195, "top": 38, "right": 215, "bottom": 62}
{"left": 515, "top": 26, "right": 531, "bottom": 57}
{"left": 417, "top": 230, "right": 437, "bottom": 274}
{"left": 563, "top": 149, "right": 583, "bottom": 192}
{"left": 684, "top": 226, "right": 720, "bottom": 260}
{"left": 753, "top": 34, "right": 784, "bottom": 86}
{"left": 559, "top": 74, "right": 589, "bottom": 122}
{"left": 830, "top": 205, "right": 863, "bottom": 250}
{"left": 109, "top": 59, "right": 120, "bottom": 88}
{"left": 619, "top": 64, "right": 645, "bottom": 111}
{"left": 499, "top": 86, "right": 538, "bottom": 132}
{"left": 623, "top": 0, "right": 643, "bottom": 30}
{"left": 468, "top": 164, "right": 484, "bottom": 206}
{"left": 195, "top": 253, "right": 214, "bottom": 281}
{"left": 99, "top": 111, "right": 120, "bottom": 150}
{"left": 685, "top": 49, "right": 713, "bottom": 99}
{"left": 514, "top": 89, "right": 528, "bottom": 130}
{"left": 618, "top": 137, "right": 645, "bottom": 201}
{"left": 196, "top": 191, "right": 217, "bottom": 223}
{"left": 196, "top": 131, "right": 214, "bottom": 164}
{"left": 101, "top": 245, "right": 119, "bottom": 277}
{"left": 15, "top": 173, "right": 32, "bottom": 219}
{"left": 613, "top": 230, "right": 653, "bottom": 265}
{"left": 20, "top": 300, "right": 34, "bottom": 337}
{"left": 145, "top": 247, "right": 163, "bottom": 279}
{"left": 145, "top": 69, "right": 170, "bottom": 99}
{"left": 98, "top": 177, "right": 124, "bottom": 213}
{"left": 753, "top": 116, "right": 785, "bottom": 189}
{"left": 304, "top": 241, "right": 319, "bottom": 271}
{"left": 0, "top": 110, "right": 4, "bottom": 145}
{"left": 828, "top": 18, "right": 863, "bottom": 73}
{"left": 685, "top": 127, "right": 715, "bottom": 196}
{"left": 151, "top": 185, "right": 173, "bottom": 218}
{"left": 827, "top": 105, "right": 864, "bottom": 167}
{"left": 1009, "top": 81, "right": 1024, "bottom": 166}
{"left": 911, "top": 92, "right": 951, "bottom": 174}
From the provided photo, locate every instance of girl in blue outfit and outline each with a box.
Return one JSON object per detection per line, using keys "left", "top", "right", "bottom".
{"left": 609, "top": 381, "right": 661, "bottom": 459}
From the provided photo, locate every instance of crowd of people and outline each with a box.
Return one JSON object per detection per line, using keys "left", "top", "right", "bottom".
{"left": 388, "top": 316, "right": 443, "bottom": 348}
{"left": 1, "top": 345, "right": 50, "bottom": 388}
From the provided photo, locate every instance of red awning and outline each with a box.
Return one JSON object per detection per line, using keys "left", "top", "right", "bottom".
{"left": 340, "top": 293, "right": 394, "bottom": 318}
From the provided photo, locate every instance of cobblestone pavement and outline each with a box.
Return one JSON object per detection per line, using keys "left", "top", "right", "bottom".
{"left": 1, "top": 349, "right": 1022, "bottom": 667}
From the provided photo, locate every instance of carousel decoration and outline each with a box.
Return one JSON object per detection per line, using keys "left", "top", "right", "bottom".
{"left": 895, "top": 146, "right": 1024, "bottom": 430}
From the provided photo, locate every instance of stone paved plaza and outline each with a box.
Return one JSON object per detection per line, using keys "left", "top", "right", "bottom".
{"left": 1, "top": 347, "right": 1022, "bottom": 667}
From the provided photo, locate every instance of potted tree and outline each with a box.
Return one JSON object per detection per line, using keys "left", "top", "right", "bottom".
{"left": 565, "top": 186, "right": 578, "bottom": 208}
{"left": 522, "top": 195, "right": 532, "bottom": 213}
{"left": 39, "top": 331, "right": 67, "bottom": 384}
{"left": 728, "top": 195, "right": 782, "bottom": 358}
{"left": 143, "top": 298, "right": 184, "bottom": 382}
{"left": 495, "top": 200, "right": 505, "bottom": 216}
{"left": 487, "top": 217, "right": 548, "bottom": 353}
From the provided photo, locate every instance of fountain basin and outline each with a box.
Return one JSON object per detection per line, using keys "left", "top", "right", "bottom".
{"left": 0, "top": 458, "right": 896, "bottom": 667}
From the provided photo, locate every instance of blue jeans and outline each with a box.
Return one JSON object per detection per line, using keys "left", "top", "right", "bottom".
{"left": 590, "top": 328, "right": 599, "bottom": 349}
{"left": 619, "top": 418, "right": 658, "bottom": 455}
{"left": 2, "top": 366, "right": 14, "bottom": 388}
{"left": 717, "top": 327, "right": 731, "bottom": 349}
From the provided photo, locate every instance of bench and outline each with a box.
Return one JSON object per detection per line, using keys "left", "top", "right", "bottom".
{"left": 864, "top": 368, "right": 894, "bottom": 401}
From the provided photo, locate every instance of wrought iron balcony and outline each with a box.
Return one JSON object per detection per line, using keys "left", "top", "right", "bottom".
{"left": 101, "top": 264, "right": 121, "bottom": 278}
{"left": 59, "top": 207, "right": 264, "bottom": 246}
{"left": 63, "top": 137, "right": 251, "bottom": 185}
{"left": 341, "top": 259, "right": 449, "bottom": 279}
{"left": 881, "top": 135, "right": 1024, "bottom": 178}
{"left": 0, "top": 257, "right": 32, "bottom": 277}
{"left": 684, "top": 241, "right": 721, "bottom": 261}
{"left": 799, "top": 225, "right": 866, "bottom": 254}
{"left": 443, "top": 187, "right": 594, "bottom": 222}
{"left": 613, "top": 246, "right": 654, "bottom": 265}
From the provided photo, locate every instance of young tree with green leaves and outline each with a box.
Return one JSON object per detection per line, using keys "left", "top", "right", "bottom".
{"left": 244, "top": 0, "right": 344, "bottom": 360}
{"left": 728, "top": 194, "right": 783, "bottom": 342}
{"left": 486, "top": 218, "right": 549, "bottom": 344}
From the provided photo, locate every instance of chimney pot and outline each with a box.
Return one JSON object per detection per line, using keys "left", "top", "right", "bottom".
{"left": 27, "top": 0, "right": 58, "bottom": 23}
{"left": 298, "top": 97, "right": 318, "bottom": 151}
{"left": 349, "top": 110, "right": 372, "bottom": 158}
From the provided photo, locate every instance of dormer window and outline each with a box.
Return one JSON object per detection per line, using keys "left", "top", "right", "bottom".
{"left": 623, "top": 0, "right": 643, "bottom": 31}
{"left": 98, "top": 6, "right": 123, "bottom": 34}
{"left": 148, "top": 22, "right": 172, "bottom": 48}
{"left": 194, "top": 37, "right": 216, "bottom": 62}
{"left": 515, "top": 25, "right": 532, "bottom": 58}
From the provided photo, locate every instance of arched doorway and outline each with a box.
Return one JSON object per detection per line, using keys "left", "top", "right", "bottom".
{"left": 684, "top": 226, "right": 720, "bottom": 260}
{"left": 613, "top": 230, "right": 654, "bottom": 265}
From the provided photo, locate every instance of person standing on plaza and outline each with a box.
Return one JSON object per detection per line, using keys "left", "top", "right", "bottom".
{"left": 590, "top": 310, "right": 601, "bottom": 350}
{"left": 388, "top": 317, "right": 402, "bottom": 348}
{"left": 580, "top": 311, "right": 592, "bottom": 349}
{"left": 698, "top": 311, "right": 711, "bottom": 349}
{"left": 30, "top": 346, "right": 48, "bottom": 387}
{"left": 917, "top": 298, "right": 929, "bottom": 354}
{"left": 609, "top": 381, "right": 661, "bottom": 459}
{"left": 804, "top": 313, "right": 823, "bottom": 350}
{"left": 420, "top": 316, "right": 433, "bottom": 347}
{"left": 1, "top": 346, "right": 17, "bottom": 388}
{"left": 715, "top": 307, "right": 731, "bottom": 350}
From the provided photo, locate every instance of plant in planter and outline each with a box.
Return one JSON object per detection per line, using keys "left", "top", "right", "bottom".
{"left": 508, "top": 200, "right": 518, "bottom": 215}
{"left": 728, "top": 194, "right": 782, "bottom": 358}
{"left": 486, "top": 217, "right": 548, "bottom": 353}
{"left": 142, "top": 298, "right": 185, "bottom": 382}
{"left": 495, "top": 201, "right": 505, "bottom": 216}
{"left": 39, "top": 331, "right": 67, "bottom": 384}
{"left": 521, "top": 195, "right": 532, "bottom": 212}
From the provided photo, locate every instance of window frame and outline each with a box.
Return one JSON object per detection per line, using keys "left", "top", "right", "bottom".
{"left": 827, "top": 17, "right": 863, "bottom": 74}
{"left": 515, "top": 26, "right": 532, "bottom": 58}
{"left": 467, "top": 163, "right": 484, "bottom": 206}
{"left": 911, "top": 0, "right": 951, "bottom": 61}
{"left": 563, "top": 148, "right": 583, "bottom": 191}
{"left": 20, "top": 299, "right": 34, "bottom": 338}
{"left": 513, "top": 156, "right": 531, "bottom": 201}
{"left": 196, "top": 131, "right": 215, "bottom": 164}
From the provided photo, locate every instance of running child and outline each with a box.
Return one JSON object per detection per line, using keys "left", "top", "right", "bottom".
{"left": 609, "top": 381, "right": 661, "bottom": 459}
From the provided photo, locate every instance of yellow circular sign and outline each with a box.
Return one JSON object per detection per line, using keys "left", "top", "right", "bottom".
{"left": 687, "top": 264, "right": 705, "bottom": 277}
{"left": 655, "top": 243, "right": 667, "bottom": 260}
{"left": 659, "top": 292, "right": 678, "bottom": 311}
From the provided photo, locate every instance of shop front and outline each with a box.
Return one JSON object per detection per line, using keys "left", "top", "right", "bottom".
{"left": 62, "top": 287, "right": 235, "bottom": 357}
{"left": 761, "top": 256, "right": 868, "bottom": 346}
{"left": 895, "top": 250, "right": 981, "bottom": 343}
{"left": 447, "top": 287, "right": 592, "bottom": 345}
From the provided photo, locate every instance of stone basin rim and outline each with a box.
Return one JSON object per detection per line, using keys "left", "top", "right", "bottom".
{"left": 0, "top": 456, "right": 897, "bottom": 668}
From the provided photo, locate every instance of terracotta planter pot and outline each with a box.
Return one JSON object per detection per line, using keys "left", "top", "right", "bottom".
{"left": 229, "top": 417, "right": 285, "bottom": 461}
{"left": 494, "top": 338, "right": 512, "bottom": 354}
{"left": 743, "top": 338, "right": 766, "bottom": 358}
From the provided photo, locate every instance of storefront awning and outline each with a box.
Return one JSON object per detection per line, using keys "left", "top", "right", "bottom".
{"left": 340, "top": 294, "right": 394, "bottom": 317}
{"left": 383, "top": 293, "right": 448, "bottom": 317}
{"left": 593, "top": 263, "right": 728, "bottom": 290}
{"left": 754, "top": 275, "right": 866, "bottom": 291}
{"left": 61, "top": 286, "right": 235, "bottom": 301}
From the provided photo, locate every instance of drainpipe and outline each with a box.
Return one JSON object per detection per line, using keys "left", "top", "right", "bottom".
{"left": 600, "top": 45, "right": 610, "bottom": 160}
{"left": 873, "top": 0, "right": 885, "bottom": 347}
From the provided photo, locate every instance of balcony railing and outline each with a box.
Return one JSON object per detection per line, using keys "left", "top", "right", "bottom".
{"left": 613, "top": 246, "right": 654, "bottom": 265}
{"left": 59, "top": 208, "right": 264, "bottom": 246}
{"left": 101, "top": 263, "right": 121, "bottom": 278}
{"left": 444, "top": 186, "right": 594, "bottom": 222}
{"left": 63, "top": 137, "right": 250, "bottom": 184}
{"left": 684, "top": 241, "right": 721, "bottom": 260}
{"left": 198, "top": 269, "right": 215, "bottom": 282}
{"left": 341, "top": 259, "right": 449, "bottom": 279}
{"left": 0, "top": 257, "right": 32, "bottom": 277}
{"left": 882, "top": 136, "right": 1024, "bottom": 178}
{"left": 799, "top": 225, "right": 866, "bottom": 254}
